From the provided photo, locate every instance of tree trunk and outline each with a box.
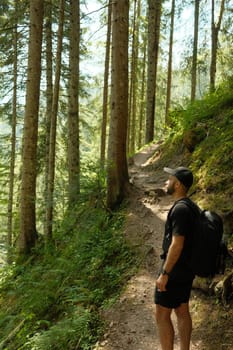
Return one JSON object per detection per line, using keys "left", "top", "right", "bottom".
{"left": 45, "top": 0, "right": 64, "bottom": 239}
{"left": 18, "top": 0, "right": 44, "bottom": 256}
{"left": 7, "top": 0, "right": 18, "bottom": 257}
{"left": 145, "top": 0, "right": 162, "bottom": 144}
{"left": 68, "top": 0, "right": 80, "bottom": 207}
{"left": 128, "top": 0, "right": 140, "bottom": 155}
{"left": 191, "top": 0, "right": 200, "bottom": 101}
{"left": 107, "top": 0, "right": 129, "bottom": 210}
{"left": 165, "top": 0, "right": 175, "bottom": 123}
{"left": 210, "top": 0, "right": 225, "bottom": 91}
{"left": 128, "top": 0, "right": 136, "bottom": 155}
{"left": 100, "top": 1, "right": 112, "bottom": 166}
{"left": 138, "top": 36, "right": 146, "bottom": 149}
{"left": 44, "top": 0, "right": 53, "bottom": 237}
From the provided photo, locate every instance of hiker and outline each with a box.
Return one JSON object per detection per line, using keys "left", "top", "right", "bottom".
{"left": 154, "top": 166, "right": 196, "bottom": 350}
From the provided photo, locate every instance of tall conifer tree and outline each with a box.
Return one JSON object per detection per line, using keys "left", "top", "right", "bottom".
{"left": 107, "top": 0, "right": 129, "bottom": 210}
{"left": 18, "top": 0, "right": 44, "bottom": 256}
{"left": 68, "top": 0, "right": 80, "bottom": 207}
{"left": 45, "top": 0, "right": 65, "bottom": 239}
{"left": 145, "top": 0, "right": 162, "bottom": 143}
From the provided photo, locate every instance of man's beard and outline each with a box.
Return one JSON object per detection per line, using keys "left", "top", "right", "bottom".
{"left": 166, "top": 183, "right": 175, "bottom": 195}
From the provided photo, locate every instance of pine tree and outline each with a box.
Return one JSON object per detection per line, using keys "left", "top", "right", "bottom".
{"left": 18, "top": 0, "right": 44, "bottom": 256}
{"left": 107, "top": 0, "right": 129, "bottom": 209}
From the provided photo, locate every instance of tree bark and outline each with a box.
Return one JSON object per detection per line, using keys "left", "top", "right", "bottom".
{"left": 44, "top": 0, "right": 53, "bottom": 238}
{"left": 100, "top": 1, "right": 112, "bottom": 166}
{"left": 107, "top": 0, "right": 129, "bottom": 210}
{"left": 45, "top": 0, "right": 64, "bottom": 239}
{"left": 145, "top": 0, "right": 162, "bottom": 144}
{"left": 18, "top": 0, "right": 44, "bottom": 256}
{"left": 68, "top": 0, "right": 80, "bottom": 207}
{"left": 138, "top": 36, "right": 146, "bottom": 149}
{"left": 191, "top": 0, "right": 200, "bottom": 101}
{"left": 165, "top": 0, "right": 175, "bottom": 123}
{"left": 7, "top": 0, "right": 18, "bottom": 257}
{"left": 128, "top": 0, "right": 141, "bottom": 155}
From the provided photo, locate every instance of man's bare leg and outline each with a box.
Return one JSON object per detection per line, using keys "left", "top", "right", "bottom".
{"left": 154, "top": 304, "right": 174, "bottom": 350}
{"left": 174, "top": 302, "right": 192, "bottom": 350}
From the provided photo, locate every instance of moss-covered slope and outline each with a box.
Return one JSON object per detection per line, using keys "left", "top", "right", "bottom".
{"left": 154, "top": 78, "right": 233, "bottom": 235}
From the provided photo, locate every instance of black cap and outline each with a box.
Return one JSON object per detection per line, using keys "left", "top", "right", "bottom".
{"left": 164, "top": 166, "right": 193, "bottom": 189}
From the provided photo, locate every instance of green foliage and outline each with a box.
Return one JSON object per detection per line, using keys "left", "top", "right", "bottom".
{"left": 157, "top": 77, "right": 233, "bottom": 212}
{"left": 26, "top": 308, "right": 101, "bottom": 350}
{"left": 0, "top": 196, "right": 137, "bottom": 350}
{"left": 179, "top": 78, "right": 233, "bottom": 130}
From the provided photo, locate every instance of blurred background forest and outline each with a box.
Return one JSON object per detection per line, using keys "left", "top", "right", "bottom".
{"left": 0, "top": 0, "right": 233, "bottom": 349}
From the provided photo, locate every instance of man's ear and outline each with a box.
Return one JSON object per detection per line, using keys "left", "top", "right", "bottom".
{"left": 175, "top": 180, "right": 184, "bottom": 190}
{"left": 176, "top": 180, "right": 187, "bottom": 192}
{"left": 174, "top": 180, "right": 182, "bottom": 190}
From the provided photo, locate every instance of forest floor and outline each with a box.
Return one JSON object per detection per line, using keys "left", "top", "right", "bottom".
{"left": 94, "top": 143, "right": 233, "bottom": 350}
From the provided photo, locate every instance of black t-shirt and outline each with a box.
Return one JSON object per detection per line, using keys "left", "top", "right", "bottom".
{"left": 162, "top": 198, "right": 196, "bottom": 282}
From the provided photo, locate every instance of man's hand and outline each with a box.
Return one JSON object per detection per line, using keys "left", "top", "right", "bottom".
{"left": 156, "top": 273, "right": 169, "bottom": 292}
{"left": 156, "top": 235, "right": 184, "bottom": 292}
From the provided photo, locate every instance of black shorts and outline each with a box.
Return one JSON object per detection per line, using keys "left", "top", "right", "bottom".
{"left": 154, "top": 279, "right": 193, "bottom": 309}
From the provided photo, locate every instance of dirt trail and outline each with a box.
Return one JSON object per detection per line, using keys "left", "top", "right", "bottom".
{"left": 94, "top": 144, "right": 233, "bottom": 350}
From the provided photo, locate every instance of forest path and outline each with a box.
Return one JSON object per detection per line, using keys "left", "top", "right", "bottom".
{"left": 94, "top": 143, "right": 232, "bottom": 350}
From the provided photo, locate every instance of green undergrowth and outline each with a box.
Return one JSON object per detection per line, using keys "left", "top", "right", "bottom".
{"left": 156, "top": 78, "right": 233, "bottom": 213}
{"left": 0, "top": 202, "right": 138, "bottom": 349}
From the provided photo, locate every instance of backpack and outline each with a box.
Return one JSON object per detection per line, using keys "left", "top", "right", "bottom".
{"left": 180, "top": 198, "right": 225, "bottom": 278}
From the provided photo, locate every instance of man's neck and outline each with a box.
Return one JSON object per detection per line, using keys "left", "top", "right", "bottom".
{"left": 173, "top": 192, "right": 188, "bottom": 201}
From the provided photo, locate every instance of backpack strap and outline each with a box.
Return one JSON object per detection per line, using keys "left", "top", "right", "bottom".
{"left": 176, "top": 197, "right": 201, "bottom": 216}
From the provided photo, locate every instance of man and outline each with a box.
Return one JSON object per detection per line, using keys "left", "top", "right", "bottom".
{"left": 154, "top": 166, "right": 196, "bottom": 350}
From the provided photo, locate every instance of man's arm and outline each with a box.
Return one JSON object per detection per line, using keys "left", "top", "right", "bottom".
{"left": 156, "top": 234, "right": 185, "bottom": 291}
